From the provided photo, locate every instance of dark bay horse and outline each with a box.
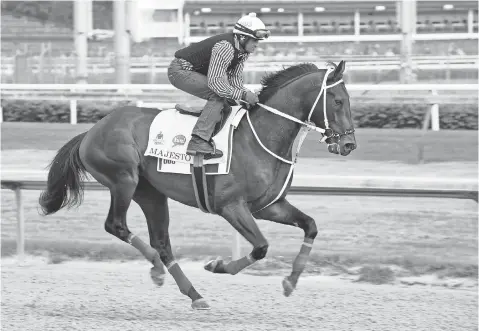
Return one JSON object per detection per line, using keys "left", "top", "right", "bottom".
{"left": 39, "top": 61, "right": 356, "bottom": 310}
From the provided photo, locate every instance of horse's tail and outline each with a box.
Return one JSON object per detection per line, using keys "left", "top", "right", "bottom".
{"left": 39, "top": 132, "right": 89, "bottom": 216}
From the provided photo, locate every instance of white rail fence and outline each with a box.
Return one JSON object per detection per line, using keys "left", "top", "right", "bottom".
{"left": 3, "top": 57, "right": 478, "bottom": 75}
{"left": 2, "top": 180, "right": 477, "bottom": 260}
{"left": 1, "top": 84, "right": 478, "bottom": 131}
{"left": 3, "top": 55, "right": 477, "bottom": 73}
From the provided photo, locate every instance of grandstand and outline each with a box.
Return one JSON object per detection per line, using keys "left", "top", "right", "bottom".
{"left": 185, "top": 0, "right": 477, "bottom": 36}
{"left": 1, "top": 0, "right": 478, "bottom": 84}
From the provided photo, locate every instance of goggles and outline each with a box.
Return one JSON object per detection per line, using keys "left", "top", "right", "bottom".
{"left": 235, "top": 23, "right": 271, "bottom": 39}
{"left": 252, "top": 29, "right": 271, "bottom": 39}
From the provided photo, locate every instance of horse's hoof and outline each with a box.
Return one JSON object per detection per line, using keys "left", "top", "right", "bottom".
{"left": 150, "top": 266, "right": 166, "bottom": 287}
{"left": 282, "top": 277, "right": 295, "bottom": 297}
{"left": 204, "top": 258, "right": 223, "bottom": 273}
{"left": 191, "top": 298, "right": 211, "bottom": 310}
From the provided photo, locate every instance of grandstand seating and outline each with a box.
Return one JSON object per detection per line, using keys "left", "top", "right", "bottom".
{"left": 1, "top": 1, "right": 477, "bottom": 58}
{"left": 188, "top": 13, "right": 477, "bottom": 36}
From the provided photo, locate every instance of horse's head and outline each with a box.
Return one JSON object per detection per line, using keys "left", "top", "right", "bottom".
{"left": 254, "top": 61, "right": 356, "bottom": 157}
{"left": 304, "top": 61, "right": 356, "bottom": 156}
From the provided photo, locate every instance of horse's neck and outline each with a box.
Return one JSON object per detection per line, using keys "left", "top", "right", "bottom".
{"left": 242, "top": 92, "right": 303, "bottom": 161}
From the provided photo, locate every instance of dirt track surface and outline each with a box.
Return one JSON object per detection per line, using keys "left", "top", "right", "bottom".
{"left": 2, "top": 258, "right": 476, "bottom": 331}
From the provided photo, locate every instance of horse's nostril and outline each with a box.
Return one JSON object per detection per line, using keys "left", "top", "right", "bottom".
{"left": 345, "top": 143, "right": 356, "bottom": 151}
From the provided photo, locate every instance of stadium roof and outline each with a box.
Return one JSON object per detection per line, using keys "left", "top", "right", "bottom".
{"left": 183, "top": 0, "right": 478, "bottom": 14}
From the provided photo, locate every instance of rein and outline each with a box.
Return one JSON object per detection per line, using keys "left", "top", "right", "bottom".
{"left": 244, "top": 66, "right": 354, "bottom": 211}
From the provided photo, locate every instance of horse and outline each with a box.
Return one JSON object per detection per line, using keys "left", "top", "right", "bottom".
{"left": 38, "top": 61, "right": 356, "bottom": 310}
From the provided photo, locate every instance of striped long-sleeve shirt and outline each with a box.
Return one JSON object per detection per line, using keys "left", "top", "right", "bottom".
{"left": 207, "top": 40, "right": 249, "bottom": 100}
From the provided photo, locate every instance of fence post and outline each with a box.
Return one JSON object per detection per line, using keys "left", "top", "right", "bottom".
{"left": 417, "top": 102, "right": 432, "bottom": 163}
{"left": 15, "top": 187, "right": 25, "bottom": 259}
{"left": 430, "top": 90, "right": 440, "bottom": 131}
{"left": 231, "top": 229, "right": 241, "bottom": 260}
{"left": 70, "top": 99, "right": 78, "bottom": 125}
{"left": 422, "top": 107, "right": 431, "bottom": 130}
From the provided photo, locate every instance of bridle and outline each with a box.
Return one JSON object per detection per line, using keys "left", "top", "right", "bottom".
{"left": 251, "top": 66, "right": 354, "bottom": 142}
{"left": 244, "top": 66, "right": 355, "bottom": 211}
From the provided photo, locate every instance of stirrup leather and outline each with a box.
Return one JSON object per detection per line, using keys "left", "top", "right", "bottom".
{"left": 209, "top": 139, "right": 217, "bottom": 155}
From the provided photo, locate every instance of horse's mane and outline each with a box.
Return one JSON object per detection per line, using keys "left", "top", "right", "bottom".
{"left": 257, "top": 62, "right": 339, "bottom": 104}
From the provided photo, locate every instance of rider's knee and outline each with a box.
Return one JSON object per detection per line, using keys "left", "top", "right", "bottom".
{"left": 206, "top": 94, "right": 224, "bottom": 103}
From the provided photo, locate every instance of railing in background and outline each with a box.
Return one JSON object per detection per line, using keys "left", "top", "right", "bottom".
{"left": 2, "top": 55, "right": 478, "bottom": 84}
{"left": 2, "top": 179, "right": 477, "bottom": 260}
{"left": 2, "top": 55, "right": 477, "bottom": 70}
{"left": 1, "top": 83, "right": 478, "bottom": 132}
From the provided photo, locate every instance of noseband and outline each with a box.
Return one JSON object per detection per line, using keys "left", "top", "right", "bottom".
{"left": 323, "top": 128, "right": 356, "bottom": 144}
{"left": 245, "top": 66, "right": 355, "bottom": 211}
{"left": 306, "top": 67, "right": 355, "bottom": 144}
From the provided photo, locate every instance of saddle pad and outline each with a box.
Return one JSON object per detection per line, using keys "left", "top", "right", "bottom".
{"left": 144, "top": 106, "right": 246, "bottom": 175}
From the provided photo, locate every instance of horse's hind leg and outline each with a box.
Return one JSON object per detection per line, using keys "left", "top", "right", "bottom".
{"left": 81, "top": 146, "right": 163, "bottom": 278}
{"left": 132, "top": 177, "right": 167, "bottom": 286}
{"left": 103, "top": 173, "right": 166, "bottom": 278}
{"left": 133, "top": 177, "right": 210, "bottom": 310}
{"left": 103, "top": 170, "right": 137, "bottom": 242}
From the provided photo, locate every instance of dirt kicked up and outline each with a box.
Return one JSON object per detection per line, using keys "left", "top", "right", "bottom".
{"left": 1, "top": 257, "right": 477, "bottom": 331}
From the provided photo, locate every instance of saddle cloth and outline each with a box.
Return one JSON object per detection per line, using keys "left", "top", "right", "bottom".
{"left": 144, "top": 105, "right": 246, "bottom": 175}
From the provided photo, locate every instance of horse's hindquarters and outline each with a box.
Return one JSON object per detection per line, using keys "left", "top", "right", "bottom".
{"left": 78, "top": 106, "right": 158, "bottom": 187}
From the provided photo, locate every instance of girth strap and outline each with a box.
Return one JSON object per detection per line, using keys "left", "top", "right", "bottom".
{"left": 191, "top": 155, "right": 216, "bottom": 214}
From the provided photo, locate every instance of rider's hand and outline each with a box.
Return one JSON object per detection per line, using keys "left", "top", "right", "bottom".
{"left": 242, "top": 90, "right": 259, "bottom": 107}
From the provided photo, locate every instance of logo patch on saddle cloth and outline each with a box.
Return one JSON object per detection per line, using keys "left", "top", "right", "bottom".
{"left": 144, "top": 106, "right": 246, "bottom": 175}
{"left": 172, "top": 134, "right": 186, "bottom": 147}
{"left": 153, "top": 132, "right": 164, "bottom": 145}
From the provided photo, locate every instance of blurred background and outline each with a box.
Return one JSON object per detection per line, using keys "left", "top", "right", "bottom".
{"left": 1, "top": 0, "right": 477, "bottom": 84}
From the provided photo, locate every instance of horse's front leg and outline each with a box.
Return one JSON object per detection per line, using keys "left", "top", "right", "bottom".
{"left": 254, "top": 198, "right": 318, "bottom": 297}
{"left": 204, "top": 199, "right": 269, "bottom": 275}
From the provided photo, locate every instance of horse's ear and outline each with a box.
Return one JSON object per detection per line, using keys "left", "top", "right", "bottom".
{"left": 334, "top": 60, "right": 346, "bottom": 79}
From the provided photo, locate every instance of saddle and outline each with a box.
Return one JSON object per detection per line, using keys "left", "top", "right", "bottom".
{"left": 144, "top": 100, "right": 245, "bottom": 216}
{"left": 174, "top": 100, "right": 233, "bottom": 137}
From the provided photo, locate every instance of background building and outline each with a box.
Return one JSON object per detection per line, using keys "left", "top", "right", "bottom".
{"left": 1, "top": 0, "right": 477, "bottom": 84}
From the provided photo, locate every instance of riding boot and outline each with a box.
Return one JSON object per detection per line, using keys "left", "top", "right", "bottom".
{"left": 187, "top": 135, "right": 223, "bottom": 159}
{"left": 187, "top": 98, "right": 224, "bottom": 159}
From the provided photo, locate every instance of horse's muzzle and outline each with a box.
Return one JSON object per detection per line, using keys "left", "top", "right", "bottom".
{"left": 327, "top": 142, "right": 356, "bottom": 156}
{"left": 342, "top": 142, "right": 356, "bottom": 155}
{"left": 328, "top": 143, "right": 340, "bottom": 154}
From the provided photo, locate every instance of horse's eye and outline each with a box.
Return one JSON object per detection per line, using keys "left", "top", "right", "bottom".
{"left": 335, "top": 100, "right": 343, "bottom": 106}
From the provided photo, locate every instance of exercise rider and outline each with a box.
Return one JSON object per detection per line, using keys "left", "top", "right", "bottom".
{"left": 167, "top": 12, "right": 271, "bottom": 159}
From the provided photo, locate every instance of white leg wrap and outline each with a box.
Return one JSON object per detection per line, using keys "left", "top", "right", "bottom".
{"left": 166, "top": 260, "right": 177, "bottom": 270}
{"left": 127, "top": 233, "right": 136, "bottom": 244}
